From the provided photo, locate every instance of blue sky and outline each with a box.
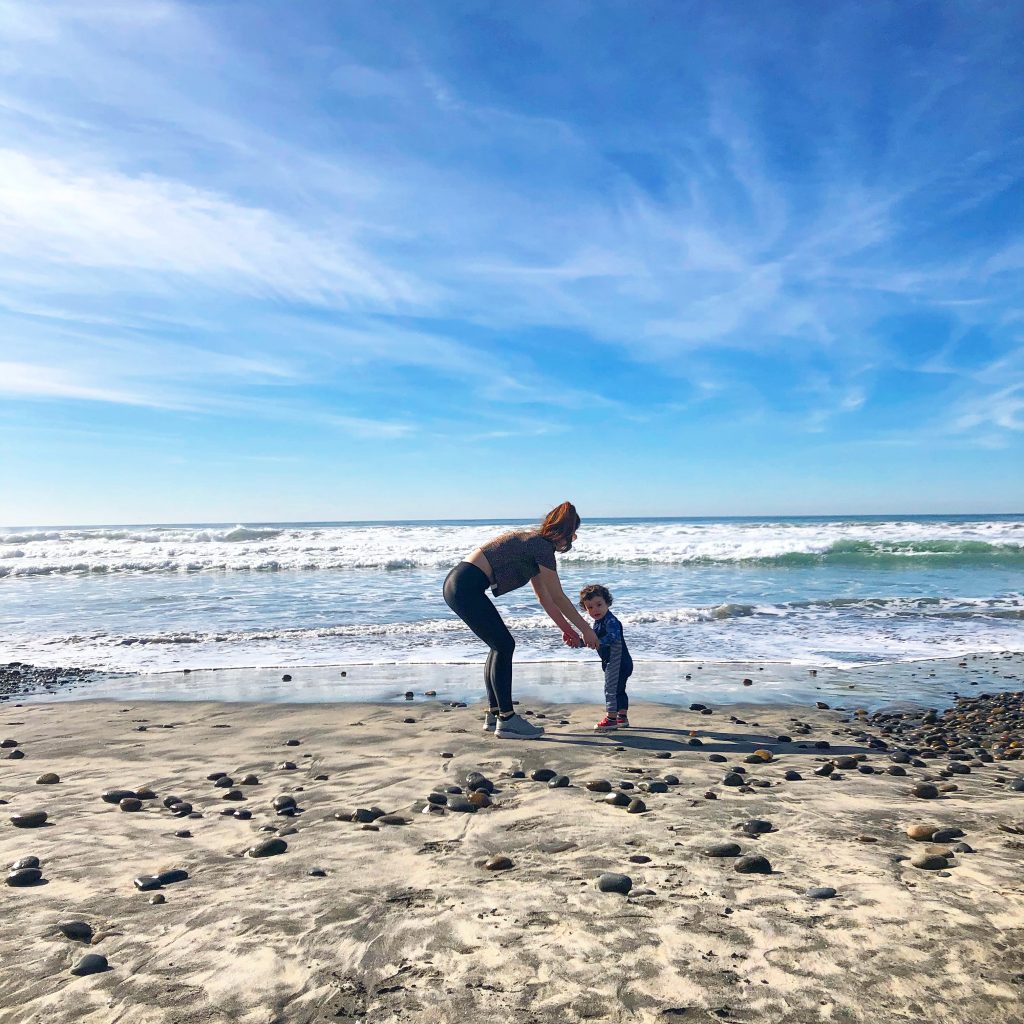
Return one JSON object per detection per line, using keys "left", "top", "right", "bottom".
{"left": 1, "top": 0, "right": 1022, "bottom": 525}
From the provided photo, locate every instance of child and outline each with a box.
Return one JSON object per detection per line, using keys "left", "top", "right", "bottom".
{"left": 579, "top": 584, "right": 633, "bottom": 731}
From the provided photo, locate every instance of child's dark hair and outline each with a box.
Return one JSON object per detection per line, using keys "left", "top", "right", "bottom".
{"left": 578, "top": 583, "right": 613, "bottom": 610}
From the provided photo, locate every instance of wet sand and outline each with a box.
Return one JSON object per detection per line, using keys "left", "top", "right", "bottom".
{"left": 2, "top": 693, "right": 1024, "bottom": 1023}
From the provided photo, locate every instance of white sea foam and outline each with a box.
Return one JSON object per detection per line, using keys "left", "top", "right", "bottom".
{"left": 1, "top": 518, "right": 1021, "bottom": 577}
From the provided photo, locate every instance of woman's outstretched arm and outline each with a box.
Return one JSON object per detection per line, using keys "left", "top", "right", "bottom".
{"left": 532, "top": 568, "right": 599, "bottom": 648}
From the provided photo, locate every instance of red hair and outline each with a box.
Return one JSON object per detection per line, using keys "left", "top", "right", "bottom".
{"left": 539, "top": 501, "right": 580, "bottom": 553}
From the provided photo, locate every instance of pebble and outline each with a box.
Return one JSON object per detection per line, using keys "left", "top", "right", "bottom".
{"left": 7, "top": 749, "right": 25, "bottom": 760}
{"left": 6, "top": 867, "right": 43, "bottom": 886}
{"left": 133, "top": 875, "right": 162, "bottom": 891}
{"left": 207, "top": 772, "right": 227, "bottom": 781}
{"left": 10, "top": 810, "right": 48, "bottom": 828}
{"left": 272, "top": 795, "right": 297, "bottom": 811}
{"left": 149, "top": 894, "right": 165, "bottom": 905}
{"left": 35, "top": 773, "right": 60, "bottom": 785}
{"left": 70, "top": 953, "right": 109, "bottom": 977}
{"left": 377, "top": 815, "right": 410, "bottom": 825}
{"left": 278, "top": 762, "right": 297, "bottom": 771}
{"left": 784, "top": 770, "right": 802, "bottom": 781}
{"left": 103, "top": 789, "right": 136, "bottom": 804}
{"left": 119, "top": 798, "right": 143, "bottom": 812}
{"left": 629, "top": 854, "right": 652, "bottom": 864}
{"left": 641, "top": 781, "right": 668, "bottom": 794}
{"left": 484, "top": 855, "right": 513, "bottom": 871}
{"left": 240, "top": 774, "right": 260, "bottom": 786}
{"left": 953, "top": 842, "right": 974, "bottom": 853}
{"left": 734, "top": 854, "right": 772, "bottom": 874}
{"left": 911, "top": 854, "right": 951, "bottom": 870}
{"left": 806, "top": 886, "right": 837, "bottom": 899}
{"left": 447, "top": 796, "right": 476, "bottom": 813}
{"left": 603, "top": 792, "right": 630, "bottom": 807}
{"left": 11, "top": 856, "right": 39, "bottom": 869}
{"left": 585, "top": 780, "right": 612, "bottom": 792}
{"left": 427, "top": 792, "right": 448, "bottom": 806}
{"left": 174, "top": 829, "right": 192, "bottom": 838}
{"left": 723, "top": 773, "right": 744, "bottom": 787}
{"left": 248, "top": 838, "right": 288, "bottom": 858}
{"left": 906, "top": 824, "right": 936, "bottom": 840}
{"left": 703, "top": 842, "right": 742, "bottom": 858}
{"left": 913, "top": 783, "right": 940, "bottom": 800}
{"left": 440, "top": 752, "right": 454, "bottom": 759}
{"left": 530, "top": 769, "right": 557, "bottom": 782}
{"left": 214, "top": 776, "right": 234, "bottom": 788}
{"left": 663, "top": 774, "right": 679, "bottom": 785}
{"left": 740, "top": 819, "right": 773, "bottom": 835}
{"left": 0, "top": 738, "right": 18, "bottom": 748}
{"left": 654, "top": 751, "right": 672, "bottom": 759}
{"left": 222, "top": 789, "right": 245, "bottom": 801}
{"left": 627, "top": 798, "right": 647, "bottom": 814}
{"left": 162, "top": 795, "right": 182, "bottom": 808}
{"left": 58, "top": 921, "right": 93, "bottom": 942}
{"left": 597, "top": 872, "right": 632, "bottom": 895}
{"left": 234, "top": 809, "right": 252, "bottom": 820}
{"left": 469, "top": 791, "right": 491, "bottom": 808}
{"left": 932, "top": 827, "right": 965, "bottom": 843}
{"left": 309, "top": 868, "right": 327, "bottom": 877}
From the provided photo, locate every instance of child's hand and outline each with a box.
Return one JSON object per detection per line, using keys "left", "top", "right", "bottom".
{"left": 563, "top": 631, "right": 582, "bottom": 648}
{"left": 581, "top": 624, "right": 599, "bottom": 650}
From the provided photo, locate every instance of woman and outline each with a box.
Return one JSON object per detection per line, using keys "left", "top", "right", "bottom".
{"left": 443, "top": 502, "right": 599, "bottom": 739}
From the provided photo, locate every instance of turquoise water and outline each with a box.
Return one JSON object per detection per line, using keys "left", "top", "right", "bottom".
{"left": 1, "top": 516, "right": 1021, "bottom": 686}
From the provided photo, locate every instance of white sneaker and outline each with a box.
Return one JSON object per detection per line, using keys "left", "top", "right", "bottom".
{"left": 495, "top": 713, "right": 544, "bottom": 740}
{"left": 483, "top": 713, "right": 497, "bottom": 732}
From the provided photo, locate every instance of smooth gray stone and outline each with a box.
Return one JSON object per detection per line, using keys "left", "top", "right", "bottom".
{"left": 806, "top": 886, "right": 837, "bottom": 899}
{"left": 741, "top": 819, "right": 773, "bottom": 835}
{"left": 377, "top": 815, "right": 410, "bottom": 825}
{"left": 427, "top": 792, "right": 447, "bottom": 806}
{"left": 603, "top": 792, "right": 630, "bottom": 807}
{"left": 6, "top": 867, "right": 43, "bottom": 886}
{"left": 530, "top": 769, "right": 556, "bottom": 782}
{"left": 58, "top": 920, "right": 93, "bottom": 941}
{"left": 233, "top": 809, "right": 252, "bottom": 820}
{"left": 447, "top": 796, "right": 476, "bottom": 813}
{"left": 119, "top": 798, "right": 142, "bottom": 812}
{"left": 641, "top": 781, "right": 668, "bottom": 793}
{"left": 10, "top": 856, "right": 39, "bottom": 870}
{"left": 932, "top": 827, "right": 965, "bottom": 843}
{"left": 548, "top": 775, "right": 570, "bottom": 789}
{"left": 597, "top": 872, "right": 632, "bottom": 894}
{"left": 133, "top": 875, "right": 162, "bottom": 891}
{"left": 157, "top": 869, "right": 188, "bottom": 885}
{"left": 734, "top": 854, "right": 772, "bottom": 874}
{"left": 626, "top": 798, "right": 647, "bottom": 814}
{"left": 272, "top": 795, "right": 297, "bottom": 811}
{"left": 11, "top": 810, "right": 48, "bottom": 828}
{"left": 248, "top": 838, "right": 288, "bottom": 858}
{"left": 102, "top": 789, "right": 136, "bottom": 804}
{"left": 70, "top": 954, "right": 109, "bottom": 976}
{"left": 704, "top": 842, "right": 741, "bottom": 858}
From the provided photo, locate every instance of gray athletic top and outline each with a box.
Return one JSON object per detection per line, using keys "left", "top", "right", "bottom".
{"left": 480, "top": 530, "right": 558, "bottom": 597}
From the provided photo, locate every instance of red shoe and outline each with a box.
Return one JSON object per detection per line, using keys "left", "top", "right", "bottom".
{"left": 616, "top": 712, "right": 630, "bottom": 728}
{"left": 594, "top": 715, "right": 618, "bottom": 732}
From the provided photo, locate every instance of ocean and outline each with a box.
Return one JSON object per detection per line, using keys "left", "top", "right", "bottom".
{"left": 2, "top": 515, "right": 1022, "bottom": 702}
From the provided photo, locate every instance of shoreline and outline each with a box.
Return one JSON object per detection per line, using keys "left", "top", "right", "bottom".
{"left": 7, "top": 651, "right": 1024, "bottom": 713}
{"left": 3, "top": 692, "right": 1024, "bottom": 1022}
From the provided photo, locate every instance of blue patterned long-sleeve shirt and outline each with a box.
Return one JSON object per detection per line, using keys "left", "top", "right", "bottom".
{"left": 593, "top": 610, "right": 632, "bottom": 682}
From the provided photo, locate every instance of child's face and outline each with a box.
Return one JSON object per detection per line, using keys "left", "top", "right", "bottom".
{"left": 583, "top": 596, "right": 608, "bottom": 620}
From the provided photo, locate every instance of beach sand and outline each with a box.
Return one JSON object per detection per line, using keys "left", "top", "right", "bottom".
{"left": 2, "top": 694, "right": 1023, "bottom": 1023}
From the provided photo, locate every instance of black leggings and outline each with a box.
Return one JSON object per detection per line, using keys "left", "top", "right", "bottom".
{"left": 443, "top": 562, "right": 515, "bottom": 714}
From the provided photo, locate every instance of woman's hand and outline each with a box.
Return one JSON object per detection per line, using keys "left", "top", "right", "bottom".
{"left": 563, "top": 631, "right": 582, "bottom": 648}
{"left": 581, "top": 624, "right": 599, "bottom": 650}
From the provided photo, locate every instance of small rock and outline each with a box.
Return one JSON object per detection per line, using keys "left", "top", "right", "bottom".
{"left": 102, "top": 789, "right": 136, "bottom": 804}
{"left": 58, "top": 921, "right": 93, "bottom": 942}
{"left": 585, "top": 780, "right": 612, "bottom": 793}
{"left": 248, "top": 838, "right": 288, "bottom": 858}
{"left": 704, "top": 842, "right": 742, "bottom": 858}
{"left": 740, "top": 819, "right": 773, "bottom": 835}
{"left": 734, "top": 854, "right": 772, "bottom": 874}
{"left": 119, "top": 798, "right": 143, "bottom": 812}
{"left": 35, "top": 773, "right": 60, "bottom": 785}
{"left": 530, "top": 769, "right": 557, "bottom": 782}
{"left": 913, "top": 783, "right": 940, "bottom": 800}
{"left": 149, "top": 894, "right": 165, "bottom": 905}
{"left": 603, "top": 792, "right": 631, "bottom": 807}
{"left": 447, "top": 796, "right": 476, "bottom": 813}
{"left": 70, "top": 953, "right": 109, "bottom": 976}
{"left": 597, "top": 872, "right": 632, "bottom": 894}
{"left": 377, "top": 815, "right": 409, "bottom": 825}
{"left": 911, "top": 854, "right": 950, "bottom": 870}
{"left": 627, "top": 798, "right": 647, "bottom": 814}
{"left": 10, "top": 810, "right": 48, "bottom": 828}
{"left": 806, "top": 886, "right": 837, "bottom": 899}
{"left": 484, "top": 855, "right": 513, "bottom": 871}
{"left": 6, "top": 867, "right": 43, "bottom": 886}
